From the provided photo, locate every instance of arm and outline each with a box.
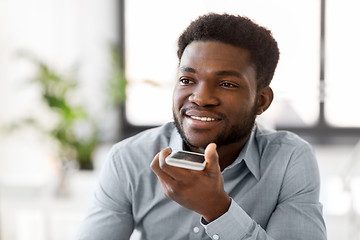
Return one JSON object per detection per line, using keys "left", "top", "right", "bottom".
{"left": 151, "top": 143, "right": 327, "bottom": 240}
{"left": 265, "top": 143, "right": 327, "bottom": 239}
{"left": 77, "top": 147, "right": 134, "bottom": 240}
{"left": 202, "top": 144, "right": 327, "bottom": 240}
{"left": 150, "top": 143, "right": 231, "bottom": 223}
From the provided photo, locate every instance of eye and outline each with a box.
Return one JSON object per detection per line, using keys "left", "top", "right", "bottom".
{"left": 219, "top": 81, "right": 239, "bottom": 88}
{"left": 179, "top": 78, "right": 194, "bottom": 85}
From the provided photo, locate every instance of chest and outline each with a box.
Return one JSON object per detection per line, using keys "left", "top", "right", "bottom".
{"left": 131, "top": 165, "right": 280, "bottom": 239}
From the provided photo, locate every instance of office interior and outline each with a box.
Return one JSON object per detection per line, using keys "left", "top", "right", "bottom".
{"left": 1, "top": 0, "right": 360, "bottom": 239}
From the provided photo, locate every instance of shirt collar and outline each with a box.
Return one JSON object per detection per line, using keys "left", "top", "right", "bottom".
{"left": 240, "top": 125, "right": 261, "bottom": 181}
{"left": 168, "top": 127, "right": 183, "bottom": 151}
{"left": 168, "top": 124, "right": 261, "bottom": 180}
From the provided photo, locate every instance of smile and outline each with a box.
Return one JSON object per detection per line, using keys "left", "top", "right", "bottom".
{"left": 189, "top": 116, "right": 217, "bottom": 122}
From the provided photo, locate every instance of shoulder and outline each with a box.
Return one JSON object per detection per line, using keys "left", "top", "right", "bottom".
{"left": 98, "top": 122, "right": 177, "bottom": 191}
{"left": 95, "top": 123, "right": 177, "bottom": 200}
{"left": 254, "top": 124, "right": 321, "bottom": 198}
{"left": 114, "top": 122, "right": 175, "bottom": 151}
{"left": 110, "top": 123, "right": 175, "bottom": 158}
{"left": 254, "top": 123, "right": 318, "bottom": 176}
{"left": 255, "top": 123, "right": 313, "bottom": 153}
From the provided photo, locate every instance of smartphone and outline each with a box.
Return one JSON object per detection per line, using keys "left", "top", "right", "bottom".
{"left": 165, "top": 150, "right": 206, "bottom": 171}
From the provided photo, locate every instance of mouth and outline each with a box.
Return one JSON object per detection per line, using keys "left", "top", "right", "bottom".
{"left": 188, "top": 115, "right": 218, "bottom": 122}
{"left": 181, "top": 109, "right": 223, "bottom": 130}
{"left": 183, "top": 108, "right": 223, "bottom": 122}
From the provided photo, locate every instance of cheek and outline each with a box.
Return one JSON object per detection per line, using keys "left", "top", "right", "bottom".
{"left": 172, "top": 89, "right": 180, "bottom": 111}
{"left": 224, "top": 96, "right": 255, "bottom": 116}
{"left": 172, "top": 87, "right": 188, "bottom": 110}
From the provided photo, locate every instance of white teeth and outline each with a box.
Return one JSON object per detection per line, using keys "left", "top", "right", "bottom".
{"left": 190, "top": 116, "right": 216, "bottom": 121}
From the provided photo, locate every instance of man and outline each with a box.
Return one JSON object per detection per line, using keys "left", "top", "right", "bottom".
{"left": 78, "top": 13, "right": 327, "bottom": 240}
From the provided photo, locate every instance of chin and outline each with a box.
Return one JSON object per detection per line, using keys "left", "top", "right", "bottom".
{"left": 183, "top": 132, "right": 215, "bottom": 150}
{"left": 173, "top": 113, "right": 215, "bottom": 150}
{"left": 188, "top": 140, "right": 208, "bottom": 150}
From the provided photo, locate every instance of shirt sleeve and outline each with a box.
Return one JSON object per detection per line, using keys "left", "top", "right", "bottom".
{"left": 201, "top": 199, "right": 262, "bottom": 239}
{"left": 201, "top": 144, "right": 327, "bottom": 240}
{"left": 76, "top": 147, "right": 134, "bottom": 240}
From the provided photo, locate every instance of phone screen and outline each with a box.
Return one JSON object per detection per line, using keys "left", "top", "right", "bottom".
{"left": 170, "top": 151, "right": 205, "bottom": 163}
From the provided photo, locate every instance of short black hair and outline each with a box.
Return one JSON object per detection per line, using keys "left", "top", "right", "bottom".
{"left": 177, "top": 13, "right": 280, "bottom": 89}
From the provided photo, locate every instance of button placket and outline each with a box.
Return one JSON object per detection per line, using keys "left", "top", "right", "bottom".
{"left": 189, "top": 213, "right": 206, "bottom": 238}
{"left": 193, "top": 226, "right": 200, "bottom": 233}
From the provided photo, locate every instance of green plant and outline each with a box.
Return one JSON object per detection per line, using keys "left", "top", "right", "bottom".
{"left": 102, "top": 44, "right": 128, "bottom": 142}
{"left": 19, "top": 54, "right": 99, "bottom": 170}
{"left": 108, "top": 44, "right": 127, "bottom": 106}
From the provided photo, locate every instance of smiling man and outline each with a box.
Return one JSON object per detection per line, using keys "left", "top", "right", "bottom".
{"left": 172, "top": 41, "right": 265, "bottom": 170}
{"left": 78, "top": 13, "right": 327, "bottom": 240}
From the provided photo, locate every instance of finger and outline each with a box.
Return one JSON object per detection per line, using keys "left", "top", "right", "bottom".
{"left": 157, "top": 147, "right": 191, "bottom": 181}
{"left": 150, "top": 152, "right": 161, "bottom": 172}
{"left": 150, "top": 148, "right": 176, "bottom": 183}
{"left": 158, "top": 147, "right": 172, "bottom": 169}
{"left": 204, "top": 143, "right": 220, "bottom": 171}
{"left": 155, "top": 148, "right": 197, "bottom": 183}
{"left": 150, "top": 149, "right": 179, "bottom": 198}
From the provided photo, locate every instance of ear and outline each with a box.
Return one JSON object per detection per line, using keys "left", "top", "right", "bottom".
{"left": 256, "top": 86, "right": 273, "bottom": 115}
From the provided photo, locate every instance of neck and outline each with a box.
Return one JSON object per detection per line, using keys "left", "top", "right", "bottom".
{"left": 186, "top": 135, "right": 250, "bottom": 171}
{"left": 216, "top": 137, "right": 249, "bottom": 171}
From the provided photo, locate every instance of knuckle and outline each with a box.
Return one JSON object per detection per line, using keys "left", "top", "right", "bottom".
{"left": 164, "top": 187, "right": 177, "bottom": 199}
{"left": 150, "top": 160, "right": 156, "bottom": 170}
{"left": 150, "top": 153, "right": 160, "bottom": 170}
{"left": 158, "top": 158, "right": 168, "bottom": 169}
{"left": 164, "top": 183, "right": 183, "bottom": 199}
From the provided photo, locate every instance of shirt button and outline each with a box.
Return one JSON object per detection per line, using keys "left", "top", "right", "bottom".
{"left": 193, "top": 226, "right": 200, "bottom": 233}
{"left": 212, "top": 234, "right": 220, "bottom": 240}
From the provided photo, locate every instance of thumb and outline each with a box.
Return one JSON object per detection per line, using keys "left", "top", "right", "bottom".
{"left": 204, "top": 143, "right": 220, "bottom": 171}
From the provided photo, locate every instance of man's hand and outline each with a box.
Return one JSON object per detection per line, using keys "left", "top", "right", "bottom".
{"left": 150, "top": 143, "right": 231, "bottom": 222}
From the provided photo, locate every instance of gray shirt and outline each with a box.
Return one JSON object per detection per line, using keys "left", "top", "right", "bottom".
{"left": 77, "top": 122, "right": 327, "bottom": 240}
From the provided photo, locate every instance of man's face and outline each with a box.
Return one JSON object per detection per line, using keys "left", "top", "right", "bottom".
{"left": 173, "top": 41, "right": 259, "bottom": 151}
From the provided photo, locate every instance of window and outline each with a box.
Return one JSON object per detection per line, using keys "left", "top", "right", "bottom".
{"left": 122, "top": 0, "right": 360, "bottom": 140}
{"left": 325, "top": 0, "right": 360, "bottom": 127}
{"left": 124, "top": 0, "right": 320, "bottom": 127}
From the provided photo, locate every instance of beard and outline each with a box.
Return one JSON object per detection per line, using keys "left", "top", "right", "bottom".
{"left": 173, "top": 97, "right": 258, "bottom": 150}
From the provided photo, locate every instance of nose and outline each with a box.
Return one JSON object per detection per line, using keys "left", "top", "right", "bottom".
{"left": 188, "top": 83, "right": 219, "bottom": 107}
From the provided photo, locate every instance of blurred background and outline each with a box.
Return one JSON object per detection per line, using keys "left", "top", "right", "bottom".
{"left": 1, "top": 0, "right": 360, "bottom": 239}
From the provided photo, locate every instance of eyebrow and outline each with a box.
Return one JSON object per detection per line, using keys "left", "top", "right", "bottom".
{"left": 179, "top": 67, "right": 243, "bottom": 78}
{"left": 179, "top": 66, "right": 196, "bottom": 73}
{"left": 215, "top": 70, "right": 243, "bottom": 78}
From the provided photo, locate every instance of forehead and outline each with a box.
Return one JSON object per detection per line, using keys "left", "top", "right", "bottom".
{"left": 180, "top": 41, "right": 253, "bottom": 70}
{"left": 179, "top": 41, "right": 257, "bottom": 86}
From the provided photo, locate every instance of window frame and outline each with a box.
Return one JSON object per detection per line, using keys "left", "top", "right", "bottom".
{"left": 118, "top": 0, "right": 360, "bottom": 144}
